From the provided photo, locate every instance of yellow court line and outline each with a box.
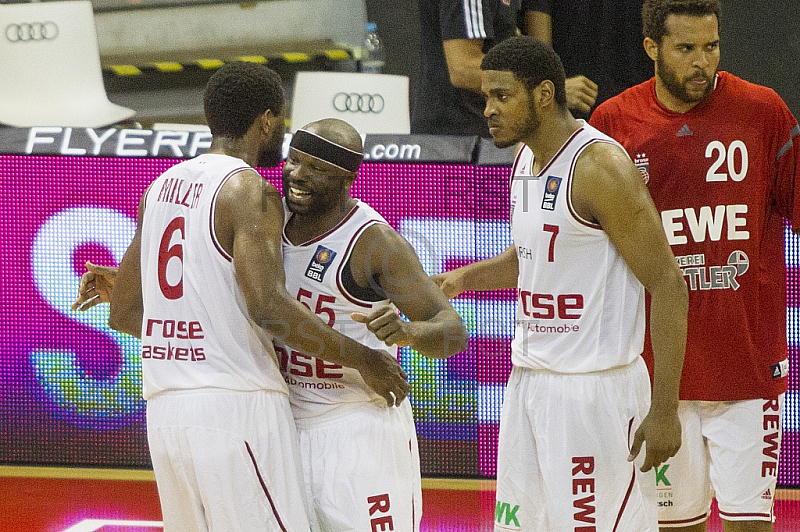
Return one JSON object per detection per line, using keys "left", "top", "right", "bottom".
{"left": 109, "top": 65, "right": 142, "bottom": 76}
{"left": 0, "top": 466, "right": 154, "bottom": 481}
{"left": 152, "top": 62, "right": 183, "bottom": 72}
{"left": 196, "top": 59, "right": 225, "bottom": 69}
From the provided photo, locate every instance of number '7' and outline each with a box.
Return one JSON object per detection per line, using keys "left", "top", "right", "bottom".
{"left": 543, "top": 224, "right": 559, "bottom": 262}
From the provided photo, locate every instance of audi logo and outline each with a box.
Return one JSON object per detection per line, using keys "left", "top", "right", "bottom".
{"left": 333, "top": 93, "right": 385, "bottom": 113}
{"left": 5, "top": 22, "right": 59, "bottom": 43}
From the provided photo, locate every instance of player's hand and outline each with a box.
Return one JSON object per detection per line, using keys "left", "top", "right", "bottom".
{"left": 352, "top": 307, "right": 411, "bottom": 348}
{"left": 358, "top": 348, "right": 410, "bottom": 407}
{"left": 565, "top": 75, "right": 599, "bottom": 114}
{"left": 628, "top": 407, "right": 681, "bottom": 472}
{"left": 71, "top": 261, "right": 119, "bottom": 312}
{"left": 431, "top": 270, "right": 466, "bottom": 299}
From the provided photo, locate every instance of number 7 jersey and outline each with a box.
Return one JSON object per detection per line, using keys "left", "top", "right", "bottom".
{"left": 139, "top": 154, "right": 287, "bottom": 400}
{"left": 510, "top": 123, "right": 646, "bottom": 373}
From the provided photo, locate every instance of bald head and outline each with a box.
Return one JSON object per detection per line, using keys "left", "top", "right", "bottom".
{"left": 302, "top": 118, "right": 363, "bottom": 154}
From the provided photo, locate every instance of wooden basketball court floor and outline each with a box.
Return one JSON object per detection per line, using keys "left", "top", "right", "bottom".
{"left": 2, "top": 467, "right": 800, "bottom": 531}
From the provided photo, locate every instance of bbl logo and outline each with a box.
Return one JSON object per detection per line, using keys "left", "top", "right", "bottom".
{"left": 305, "top": 245, "right": 337, "bottom": 282}
{"left": 541, "top": 176, "right": 562, "bottom": 211}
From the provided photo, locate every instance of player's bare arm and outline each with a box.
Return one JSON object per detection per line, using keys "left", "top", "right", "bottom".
{"left": 442, "top": 39, "right": 486, "bottom": 92}
{"left": 217, "top": 170, "right": 409, "bottom": 406}
{"left": 108, "top": 192, "right": 146, "bottom": 339}
{"left": 349, "top": 224, "right": 469, "bottom": 359}
{"left": 433, "top": 243, "right": 518, "bottom": 298}
{"left": 572, "top": 142, "right": 688, "bottom": 472}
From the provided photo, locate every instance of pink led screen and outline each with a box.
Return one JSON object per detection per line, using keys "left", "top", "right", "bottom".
{"left": 1, "top": 154, "right": 799, "bottom": 484}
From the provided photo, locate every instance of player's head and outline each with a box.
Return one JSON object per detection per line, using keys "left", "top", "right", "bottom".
{"left": 480, "top": 35, "right": 567, "bottom": 148}
{"left": 283, "top": 118, "right": 363, "bottom": 216}
{"left": 642, "top": 0, "right": 721, "bottom": 109}
{"left": 203, "top": 61, "right": 286, "bottom": 167}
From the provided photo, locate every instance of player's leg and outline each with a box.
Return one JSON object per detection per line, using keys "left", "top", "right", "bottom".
{"left": 146, "top": 399, "right": 207, "bottom": 531}
{"left": 154, "top": 390, "right": 311, "bottom": 532}
{"left": 494, "top": 367, "right": 547, "bottom": 532}
{"left": 299, "top": 401, "right": 422, "bottom": 531}
{"left": 704, "top": 396, "right": 783, "bottom": 532}
{"left": 534, "top": 357, "right": 659, "bottom": 531}
{"left": 657, "top": 401, "right": 712, "bottom": 531}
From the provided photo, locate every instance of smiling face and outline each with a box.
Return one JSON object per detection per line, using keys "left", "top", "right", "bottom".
{"left": 647, "top": 13, "right": 720, "bottom": 112}
{"left": 481, "top": 70, "right": 539, "bottom": 148}
{"left": 281, "top": 148, "right": 354, "bottom": 216}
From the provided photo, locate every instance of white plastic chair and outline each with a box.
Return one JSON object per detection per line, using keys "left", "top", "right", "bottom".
{"left": 0, "top": 0, "right": 135, "bottom": 127}
{"left": 290, "top": 71, "right": 410, "bottom": 134}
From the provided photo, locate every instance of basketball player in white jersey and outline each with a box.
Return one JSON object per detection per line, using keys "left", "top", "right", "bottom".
{"left": 435, "top": 36, "right": 689, "bottom": 531}
{"left": 71, "top": 62, "right": 409, "bottom": 532}
{"left": 278, "top": 118, "right": 468, "bottom": 531}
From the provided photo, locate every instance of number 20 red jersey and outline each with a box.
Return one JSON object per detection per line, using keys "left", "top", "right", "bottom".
{"left": 139, "top": 154, "right": 287, "bottom": 400}
{"left": 510, "top": 123, "right": 646, "bottom": 373}
{"left": 591, "top": 72, "right": 800, "bottom": 400}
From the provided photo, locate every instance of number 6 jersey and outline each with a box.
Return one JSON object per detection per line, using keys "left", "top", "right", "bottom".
{"left": 139, "top": 154, "right": 287, "bottom": 400}
{"left": 510, "top": 123, "right": 646, "bottom": 373}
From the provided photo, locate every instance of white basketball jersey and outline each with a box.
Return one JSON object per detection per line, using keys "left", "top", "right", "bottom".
{"left": 140, "top": 154, "right": 287, "bottom": 399}
{"left": 510, "top": 123, "right": 645, "bottom": 373}
{"left": 277, "top": 200, "right": 399, "bottom": 421}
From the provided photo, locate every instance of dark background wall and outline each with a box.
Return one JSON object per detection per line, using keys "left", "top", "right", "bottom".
{"left": 720, "top": 1, "right": 799, "bottom": 118}
{"left": 365, "top": 0, "right": 799, "bottom": 119}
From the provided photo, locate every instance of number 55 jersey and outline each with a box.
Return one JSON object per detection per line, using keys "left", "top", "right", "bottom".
{"left": 591, "top": 71, "right": 800, "bottom": 401}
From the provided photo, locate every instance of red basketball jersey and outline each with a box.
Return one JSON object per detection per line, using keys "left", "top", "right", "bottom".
{"left": 591, "top": 72, "right": 800, "bottom": 400}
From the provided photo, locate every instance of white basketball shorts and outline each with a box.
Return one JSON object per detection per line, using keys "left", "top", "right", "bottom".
{"left": 146, "top": 389, "right": 311, "bottom": 531}
{"left": 495, "top": 357, "right": 657, "bottom": 532}
{"left": 657, "top": 395, "right": 783, "bottom": 527}
{"left": 296, "top": 400, "right": 422, "bottom": 531}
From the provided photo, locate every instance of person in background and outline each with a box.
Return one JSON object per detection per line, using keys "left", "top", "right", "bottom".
{"left": 590, "top": 1, "right": 800, "bottom": 530}
{"left": 522, "top": 0, "right": 652, "bottom": 118}
{"left": 412, "top": 0, "right": 519, "bottom": 137}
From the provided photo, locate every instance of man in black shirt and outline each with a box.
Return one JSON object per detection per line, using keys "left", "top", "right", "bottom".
{"left": 522, "top": 0, "right": 652, "bottom": 119}
{"left": 412, "top": 0, "right": 519, "bottom": 137}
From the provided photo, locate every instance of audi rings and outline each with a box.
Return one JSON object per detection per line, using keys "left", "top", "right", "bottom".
{"left": 333, "top": 93, "right": 385, "bottom": 113}
{"left": 5, "top": 22, "right": 59, "bottom": 42}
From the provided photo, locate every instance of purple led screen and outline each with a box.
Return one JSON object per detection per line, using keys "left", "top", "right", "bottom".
{"left": 1, "top": 155, "right": 799, "bottom": 485}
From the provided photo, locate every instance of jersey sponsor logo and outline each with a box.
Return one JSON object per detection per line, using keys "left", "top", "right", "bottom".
{"left": 141, "top": 342, "right": 206, "bottom": 361}
{"left": 661, "top": 204, "right": 750, "bottom": 245}
{"left": 762, "top": 398, "right": 781, "bottom": 478}
{"left": 541, "top": 176, "right": 562, "bottom": 211}
{"left": 572, "top": 456, "right": 597, "bottom": 528}
{"left": 674, "top": 251, "right": 748, "bottom": 291}
{"left": 762, "top": 489, "right": 773, "bottom": 500}
{"left": 634, "top": 153, "right": 650, "bottom": 184}
{"left": 305, "top": 245, "right": 337, "bottom": 282}
{"left": 367, "top": 493, "right": 394, "bottom": 532}
{"left": 495, "top": 500, "right": 521, "bottom": 529}
{"left": 677, "top": 124, "right": 694, "bottom": 137}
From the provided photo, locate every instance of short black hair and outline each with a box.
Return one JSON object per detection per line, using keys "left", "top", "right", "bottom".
{"left": 481, "top": 35, "right": 567, "bottom": 109}
{"left": 642, "top": 0, "right": 721, "bottom": 44}
{"left": 203, "top": 62, "right": 285, "bottom": 138}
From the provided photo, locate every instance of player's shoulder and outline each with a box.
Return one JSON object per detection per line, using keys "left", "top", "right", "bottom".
{"left": 718, "top": 71, "right": 787, "bottom": 108}
{"left": 593, "top": 79, "right": 654, "bottom": 118}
